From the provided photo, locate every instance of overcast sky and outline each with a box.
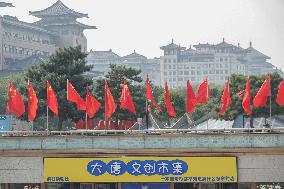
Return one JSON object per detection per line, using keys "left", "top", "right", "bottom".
{"left": 1, "top": 0, "right": 284, "bottom": 69}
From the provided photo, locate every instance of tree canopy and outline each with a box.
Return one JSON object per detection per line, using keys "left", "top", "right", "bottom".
{"left": 22, "top": 46, "right": 92, "bottom": 130}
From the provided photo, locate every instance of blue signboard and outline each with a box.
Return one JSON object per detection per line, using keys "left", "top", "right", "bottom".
{"left": 0, "top": 115, "right": 11, "bottom": 131}
{"left": 122, "top": 183, "right": 170, "bottom": 189}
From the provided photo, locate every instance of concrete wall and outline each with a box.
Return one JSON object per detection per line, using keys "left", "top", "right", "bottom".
{"left": 238, "top": 155, "right": 284, "bottom": 182}
{"left": 0, "top": 157, "right": 43, "bottom": 183}
{"left": 0, "top": 134, "right": 283, "bottom": 150}
{"left": 0, "top": 155, "right": 284, "bottom": 183}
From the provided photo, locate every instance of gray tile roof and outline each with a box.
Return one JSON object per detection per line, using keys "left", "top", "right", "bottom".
{"left": 29, "top": 0, "right": 88, "bottom": 18}
{"left": 245, "top": 47, "right": 270, "bottom": 59}
{"left": 123, "top": 50, "right": 147, "bottom": 60}
{"left": 160, "top": 40, "right": 186, "bottom": 50}
{"left": 2, "top": 15, "right": 57, "bottom": 35}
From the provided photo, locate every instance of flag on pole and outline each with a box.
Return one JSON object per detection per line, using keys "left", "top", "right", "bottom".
{"left": 8, "top": 82, "right": 25, "bottom": 117}
{"left": 86, "top": 87, "right": 101, "bottom": 118}
{"left": 105, "top": 81, "right": 116, "bottom": 119}
{"left": 276, "top": 80, "right": 284, "bottom": 107}
{"left": 146, "top": 76, "right": 161, "bottom": 112}
{"left": 67, "top": 80, "right": 86, "bottom": 110}
{"left": 28, "top": 80, "right": 38, "bottom": 121}
{"left": 186, "top": 80, "right": 196, "bottom": 113}
{"left": 242, "top": 79, "right": 252, "bottom": 116}
{"left": 196, "top": 79, "right": 210, "bottom": 104}
{"left": 120, "top": 80, "right": 136, "bottom": 115}
{"left": 164, "top": 81, "right": 176, "bottom": 117}
{"left": 47, "top": 81, "right": 58, "bottom": 116}
{"left": 253, "top": 74, "right": 271, "bottom": 107}
{"left": 219, "top": 79, "right": 231, "bottom": 115}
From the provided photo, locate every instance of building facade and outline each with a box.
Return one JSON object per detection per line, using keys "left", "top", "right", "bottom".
{"left": 0, "top": 132, "right": 283, "bottom": 188}
{"left": 0, "top": 0, "right": 96, "bottom": 70}
{"left": 87, "top": 50, "right": 161, "bottom": 85}
{"left": 160, "top": 39, "right": 281, "bottom": 88}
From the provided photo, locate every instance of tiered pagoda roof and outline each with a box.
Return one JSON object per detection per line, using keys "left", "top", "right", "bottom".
{"left": 89, "top": 49, "right": 122, "bottom": 60}
{"left": 245, "top": 42, "right": 270, "bottom": 59}
{"left": 29, "top": 0, "right": 88, "bottom": 18}
{"left": 123, "top": 50, "right": 147, "bottom": 60}
{"left": 160, "top": 39, "right": 186, "bottom": 50}
{"left": 29, "top": 0, "right": 96, "bottom": 29}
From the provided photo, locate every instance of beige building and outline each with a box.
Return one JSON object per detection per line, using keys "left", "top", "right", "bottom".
{"left": 0, "top": 0, "right": 96, "bottom": 70}
{"left": 160, "top": 39, "right": 279, "bottom": 88}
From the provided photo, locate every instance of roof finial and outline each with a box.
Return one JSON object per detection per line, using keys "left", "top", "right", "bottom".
{"left": 222, "top": 37, "right": 225, "bottom": 43}
{"left": 171, "top": 39, "right": 174, "bottom": 44}
{"left": 249, "top": 41, "right": 252, "bottom": 48}
{"left": 238, "top": 43, "right": 240, "bottom": 48}
{"left": 190, "top": 45, "right": 192, "bottom": 49}
{"left": 134, "top": 49, "right": 136, "bottom": 53}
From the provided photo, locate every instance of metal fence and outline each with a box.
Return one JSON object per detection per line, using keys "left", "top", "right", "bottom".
{"left": 0, "top": 127, "right": 284, "bottom": 137}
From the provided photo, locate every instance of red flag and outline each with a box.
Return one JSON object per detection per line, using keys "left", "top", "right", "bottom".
{"left": 164, "top": 81, "right": 176, "bottom": 117}
{"left": 120, "top": 80, "right": 136, "bottom": 115}
{"left": 276, "top": 80, "right": 284, "bottom": 106}
{"left": 47, "top": 81, "right": 58, "bottom": 116}
{"left": 8, "top": 82, "right": 25, "bottom": 117}
{"left": 86, "top": 87, "right": 101, "bottom": 118}
{"left": 28, "top": 80, "right": 38, "bottom": 121}
{"left": 186, "top": 80, "right": 196, "bottom": 113}
{"left": 105, "top": 81, "right": 116, "bottom": 119}
{"left": 146, "top": 76, "right": 161, "bottom": 112}
{"left": 196, "top": 79, "right": 210, "bottom": 104}
{"left": 253, "top": 74, "right": 271, "bottom": 107}
{"left": 67, "top": 80, "right": 86, "bottom": 110}
{"left": 242, "top": 79, "right": 252, "bottom": 116}
{"left": 219, "top": 79, "right": 231, "bottom": 115}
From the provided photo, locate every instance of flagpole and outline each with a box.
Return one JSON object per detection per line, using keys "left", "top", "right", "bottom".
{"left": 206, "top": 77, "right": 209, "bottom": 131}
{"left": 85, "top": 86, "right": 88, "bottom": 130}
{"left": 46, "top": 106, "right": 49, "bottom": 132}
{"left": 146, "top": 98, "right": 149, "bottom": 130}
{"left": 270, "top": 83, "right": 272, "bottom": 129}
{"left": 146, "top": 74, "right": 149, "bottom": 131}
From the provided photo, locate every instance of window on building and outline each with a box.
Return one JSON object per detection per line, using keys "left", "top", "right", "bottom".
{"left": 203, "top": 71, "right": 208, "bottom": 74}
{"left": 169, "top": 59, "right": 172, "bottom": 63}
{"left": 173, "top": 65, "right": 176, "bottom": 69}
{"left": 191, "top": 71, "right": 195, "bottom": 75}
{"left": 95, "top": 184, "right": 117, "bottom": 189}
{"left": 184, "top": 71, "right": 189, "bottom": 75}
{"left": 197, "top": 71, "right": 201, "bottom": 75}
{"left": 164, "top": 59, "right": 167, "bottom": 63}
{"left": 169, "top": 65, "right": 172, "bottom": 69}
{"left": 173, "top": 71, "right": 176, "bottom": 75}
{"left": 220, "top": 58, "right": 223, "bottom": 62}
{"left": 178, "top": 71, "right": 183, "bottom": 75}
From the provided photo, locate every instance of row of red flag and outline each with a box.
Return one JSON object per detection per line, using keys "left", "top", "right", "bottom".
{"left": 7, "top": 80, "right": 131, "bottom": 121}
{"left": 6, "top": 75, "right": 284, "bottom": 121}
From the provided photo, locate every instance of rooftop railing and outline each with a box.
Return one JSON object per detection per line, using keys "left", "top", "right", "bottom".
{"left": 1, "top": 127, "right": 284, "bottom": 137}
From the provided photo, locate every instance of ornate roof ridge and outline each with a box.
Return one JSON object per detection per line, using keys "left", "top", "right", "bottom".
{"left": 29, "top": 0, "right": 88, "bottom": 18}
{"left": 123, "top": 50, "right": 147, "bottom": 59}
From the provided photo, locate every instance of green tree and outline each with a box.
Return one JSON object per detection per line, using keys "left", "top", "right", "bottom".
{"left": 22, "top": 46, "right": 92, "bottom": 130}
{"left": 156, "top": 89, "right": 185, "bottom": 125}
{"left": 220, "top": 73, "right": 284, "bottom": 121}
{"left": 93, "top": 64, "right": 144, "bottom": 121}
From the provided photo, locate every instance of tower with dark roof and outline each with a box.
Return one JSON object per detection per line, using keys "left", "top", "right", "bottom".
{"left": 29, "top": 0, "right": 96, "bottom": 52}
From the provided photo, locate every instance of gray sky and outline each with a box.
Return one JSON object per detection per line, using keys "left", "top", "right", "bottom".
{"left": 1, "top": 0, "right": 284, "bottom": 70}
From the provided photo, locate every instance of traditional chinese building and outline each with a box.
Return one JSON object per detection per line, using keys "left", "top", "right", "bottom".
{"left": 160, "top": 39, "right": 282, "bottom": 88}
{"left": 0, "top": 0, "right": 96, "bottom": 70}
